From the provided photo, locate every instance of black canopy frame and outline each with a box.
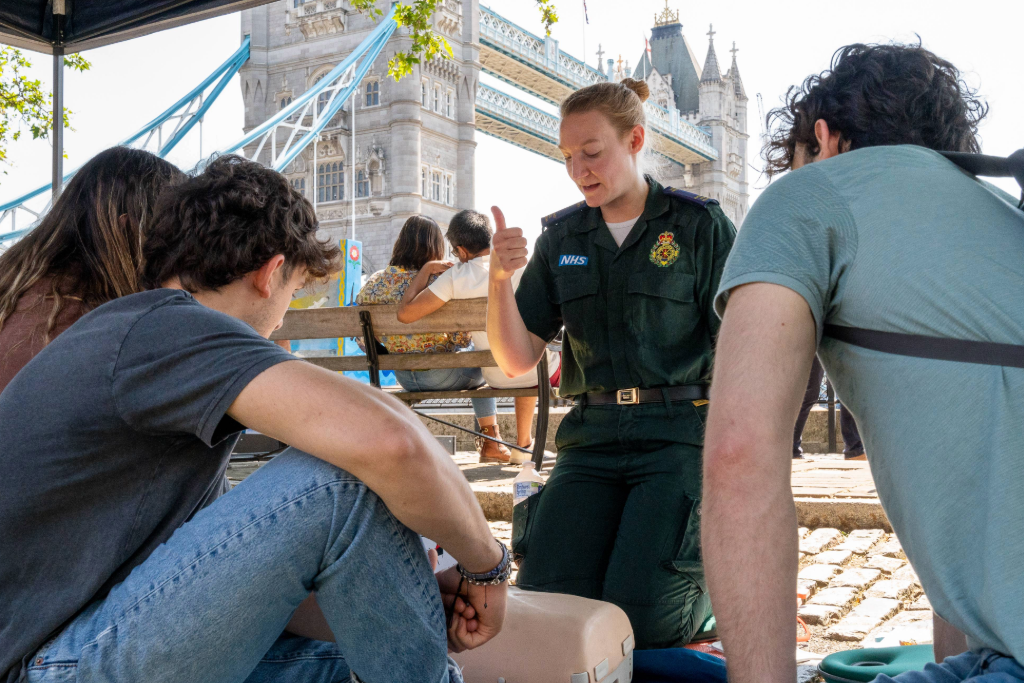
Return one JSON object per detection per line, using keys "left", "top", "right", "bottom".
{"left": 0, "top": 0, "right": 271, "bottom": 197}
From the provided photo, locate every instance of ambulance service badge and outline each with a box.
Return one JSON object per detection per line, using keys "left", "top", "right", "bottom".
{"left": 649, "top": 231, "right": 680, "bottom": 267}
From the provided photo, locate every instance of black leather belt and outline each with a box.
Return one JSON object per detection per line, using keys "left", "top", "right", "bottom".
{"left": 583, "top": 385, "right": 709, "bottom": 405}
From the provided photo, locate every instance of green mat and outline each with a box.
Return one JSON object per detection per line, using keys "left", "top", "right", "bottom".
{"left": 818, "top": 644, "right": 935, "bottom": 682}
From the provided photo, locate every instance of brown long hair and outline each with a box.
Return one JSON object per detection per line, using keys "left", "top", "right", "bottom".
{"left": 390, "top": 215, "right": 444, "bottom": 269}
{"left": 0, "top": 146, "right": 186, "bottom": 341}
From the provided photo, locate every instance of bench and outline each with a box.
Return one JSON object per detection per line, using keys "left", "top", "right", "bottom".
{"left": 270, "top": 297, "right": 554, "bottom": 468}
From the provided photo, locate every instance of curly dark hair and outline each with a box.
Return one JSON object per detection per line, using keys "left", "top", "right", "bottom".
{"left": 143, "top": 155, "right": 341, "bottom": 291}
{"left": 763, "top": 41, "right": 988, "bottom": 178}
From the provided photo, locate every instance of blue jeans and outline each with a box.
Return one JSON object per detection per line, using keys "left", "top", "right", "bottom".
{"left": 395, "top": 368, "right": 496, "bottom": 420}
{"left": 875, "top": 650, "right": 1024, "bottom": 683}
{"left": 24, "top": 450, "right": 462, "bottom": 683}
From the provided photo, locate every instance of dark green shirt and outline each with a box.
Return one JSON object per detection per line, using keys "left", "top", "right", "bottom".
{"left": 516, "top": 178, "right": 736, "bottom": 397}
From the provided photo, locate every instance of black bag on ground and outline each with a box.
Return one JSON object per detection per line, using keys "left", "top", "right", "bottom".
{"left": 823, "top": 148, "right": 1024, "bottom": 366}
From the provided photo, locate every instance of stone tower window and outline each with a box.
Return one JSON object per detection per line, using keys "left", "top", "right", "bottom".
{"left": 443, "top": 173, "right": 453, "bottom": 205}
{"left": 421, "top": 165, "right": 428, "bottom": 195}
{"left": 445, "top": 89, "right": 454, "bottom": 118}
{"left": 421, "top": 79, "right": 429, "bottom": 108}
{"left": 313, "top": 74, "right": 331, "bottom": 114}
{"left": 317, "top": 161, "right": 343, "bottom": 202}
{"left": 364, "top": 81, "right": 379, "bottom": 107}
{"left": 356, "top": 170, "right": 370, "bottom": 198}
{"left": 432, "top": 85, "right": 441, "bottom": 113}
{"left": 431, "top": 170, "right": 442, "bottom": 202}
{"left": 290, "top": 177, "right": 305, "bottom": 197}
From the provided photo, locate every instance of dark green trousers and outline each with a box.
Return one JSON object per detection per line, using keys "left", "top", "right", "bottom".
{"left": 512, "top": 399, "right": 712, "bottom": 650}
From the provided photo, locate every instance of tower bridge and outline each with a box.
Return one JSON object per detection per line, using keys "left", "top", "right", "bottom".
{"left": 1, "top": 1, "right": 748, "bottom": 264}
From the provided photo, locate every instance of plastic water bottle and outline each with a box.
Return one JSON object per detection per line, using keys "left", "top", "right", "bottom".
{"left": 513, "top": 461, "right": 545, "bottom": 506}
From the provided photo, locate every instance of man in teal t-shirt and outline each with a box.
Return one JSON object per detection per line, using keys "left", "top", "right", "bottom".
{"left": 700, "top": 42, "right": 1024, "bottom": 683}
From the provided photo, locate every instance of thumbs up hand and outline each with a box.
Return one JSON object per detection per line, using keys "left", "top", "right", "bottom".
{"left": 490, "top": 206, "right": 528, "bottom": 282}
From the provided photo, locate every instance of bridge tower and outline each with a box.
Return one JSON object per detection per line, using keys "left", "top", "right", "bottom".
{"left": 240, "top": 0, "right": 480, "bottom": 272}
{"left": 632, "top": 7, "right": 749, "bottom": 224}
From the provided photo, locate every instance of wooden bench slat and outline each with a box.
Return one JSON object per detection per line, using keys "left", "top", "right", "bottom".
{"left": 271, "top": 298, "right": 488, "bottom": 340}
{"left": 304, "top": 350, "right": 496, "bottom": 372}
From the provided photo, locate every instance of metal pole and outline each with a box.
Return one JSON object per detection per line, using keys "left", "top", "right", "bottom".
{"left": 826, "top": 378, "right": 837, "bottom": 453}
{"left": 312, "top": 138, "right": 318, "bottom": 211}
{"left": 51, "top": 2, "right": 66, "bottom": 199}
{"left": 350, "top": 91, "right": 356, "bottom": 241}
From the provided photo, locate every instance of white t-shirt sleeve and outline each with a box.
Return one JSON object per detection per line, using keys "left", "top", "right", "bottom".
{"left": 426, "top": 267, "right": 456, "bottom": 303}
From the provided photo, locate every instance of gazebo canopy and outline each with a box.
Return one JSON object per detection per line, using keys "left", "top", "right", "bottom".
{"left": 0, "top": 0, "right": 270, "bottom": 54}
{"left": 0, "top": 0, "right": 272, "bottom": 197}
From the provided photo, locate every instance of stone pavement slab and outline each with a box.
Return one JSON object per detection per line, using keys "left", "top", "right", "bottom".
{"left": 830, "top": 568, "right": 882, "bottom": 590}
{"left": 453, "top": 452, "right": 889, "bottom": 528}
{"left": 873, "top": 538, "right": 907, "bottom": 558}
{"left": 800, "top": 528, "right": 843, "bottom": 554}
{"left": 865, "top": 555, "right": 907, "bottom": 574}
{"left": 813, "top": 549, "right": 853, "bottom": 566}
{"left": 837, "top": 529, "right": 885, "bottom": 554}
{"left": 911, "top": 594, "right": 932, "bottom": 611}
{"left": 799, "top": 603, "right": 844, "bottom": 626}
{"left": 808, "top": 587, "right": 859, "bottom": 609}
{"left": 828, "top": 598, "right": 902, "bottom": 641}
{"left": 866, "top": 579, "right": 918, "bottom": 601}
{"left": 862, "top": 610, "right": 933, "bottom": 648}
{"left": 799, "top": 564, "right": 842, "bottom": 585}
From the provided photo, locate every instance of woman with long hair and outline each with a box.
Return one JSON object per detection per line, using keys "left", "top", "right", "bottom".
{"left": 357, "top": 214, "right": 513, "bottom": 462}
{"left": 487, "top": 78, "right": 737, "bottom": 648}
{"left": 0, "top": 147, "right": 186, "bottom": 393}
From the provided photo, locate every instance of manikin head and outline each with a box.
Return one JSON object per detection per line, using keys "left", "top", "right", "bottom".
{"left": 446, "top": 210, "right": 492, "bottom": 263}
{"left": 143, "top": 155, "right": 342, "bottom": 338}
{"left": 558, "top": 79, "right": 650, "bottom": 209}
{"left": 766, "top": 42, "right": 986, "bottom": 174}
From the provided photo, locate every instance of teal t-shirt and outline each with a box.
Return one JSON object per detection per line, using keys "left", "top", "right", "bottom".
{"left": 715, "top": 145, "right": 1024, "bottom": 661}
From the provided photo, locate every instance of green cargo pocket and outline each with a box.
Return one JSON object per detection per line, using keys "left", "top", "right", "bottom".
{"left": 511, "top": 487, "right": 545, "bottom": 560}
{"left": 664, "top": 497, "right": 706, "bottom": 593}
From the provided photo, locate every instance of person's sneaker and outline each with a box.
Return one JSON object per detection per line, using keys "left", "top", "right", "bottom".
{"left": 510, "top": 442, "right": 532, "bottom": 465}
{"left": 478, "top": 424, "right": 512, "bottom": 463}
{"left": 845, "top": 453, "right": 867, "bottom": 461}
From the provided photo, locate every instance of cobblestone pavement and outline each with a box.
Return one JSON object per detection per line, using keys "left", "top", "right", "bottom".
{"left": 485, "top": 519, "right": 928, "bottom": 681}
{"left": 228, "top": 456, "right": 922, "bottom": 681}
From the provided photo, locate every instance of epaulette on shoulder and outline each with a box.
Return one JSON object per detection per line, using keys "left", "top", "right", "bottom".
{"left": 541, "top": 200, "right": 588, "bottom": 229}
{"left": 663, "top": 186, "right": 719, "bottom": 208}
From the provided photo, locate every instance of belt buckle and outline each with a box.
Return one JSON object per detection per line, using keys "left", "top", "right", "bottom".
{"left": 616, "top": 388, "right": 640, "bottom": 405}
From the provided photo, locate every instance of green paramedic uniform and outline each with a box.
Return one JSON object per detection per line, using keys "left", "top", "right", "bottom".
{"left": 511, "top": 177, "right": 736, "bottom": 649}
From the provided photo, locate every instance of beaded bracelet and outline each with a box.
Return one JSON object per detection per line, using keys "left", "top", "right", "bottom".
{"left": 457, "top": 539, "right": 511, "bottom": 586}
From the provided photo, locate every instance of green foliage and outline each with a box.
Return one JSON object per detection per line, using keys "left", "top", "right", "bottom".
{"left": 0, "top": 47, "right": 91, "bottom": 173}
{"left": 351, "top": 0, "right": 558, "bottom": 80}
{"left": 535, "top": 0, "right": 559, "bottom": 35}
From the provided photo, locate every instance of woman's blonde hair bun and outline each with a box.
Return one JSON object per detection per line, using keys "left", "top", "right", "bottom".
{"left": 620, "top": 78, "right": 650, "bottom": 103}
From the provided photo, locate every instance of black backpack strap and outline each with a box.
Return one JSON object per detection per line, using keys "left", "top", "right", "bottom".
{"left": 824, "top": 324, "right": 1024, "bottom": 369}
{"left": 940, "top": 148, "right": 1024, "bottom": 209}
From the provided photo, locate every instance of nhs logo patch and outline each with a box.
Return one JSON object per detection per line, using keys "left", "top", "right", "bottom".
{"left": 558, "top": 255, "right": 589, "bottom": 266}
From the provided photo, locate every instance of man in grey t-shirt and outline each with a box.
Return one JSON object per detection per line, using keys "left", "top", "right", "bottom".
{"left": 0, "top": 156, "right": 507, "bottom": 683}
{"left": 701, "top": 44, "right": 1024, "bottom": 683}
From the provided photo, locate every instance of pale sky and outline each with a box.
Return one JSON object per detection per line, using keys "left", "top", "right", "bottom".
{"left": 2, "top": 0, "right": 1021, "bottom": 248}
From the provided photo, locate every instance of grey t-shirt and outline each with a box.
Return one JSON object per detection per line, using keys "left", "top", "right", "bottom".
{"left": 0, "top": 289, "right": 294, "bottom": 682}
{"left": 715, "top": 145, "right": 1024, "bottom": 661}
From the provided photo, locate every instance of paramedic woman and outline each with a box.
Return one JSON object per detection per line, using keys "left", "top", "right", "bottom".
{"left": 486, "top": 78, "right": 736, "bottom": 649}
